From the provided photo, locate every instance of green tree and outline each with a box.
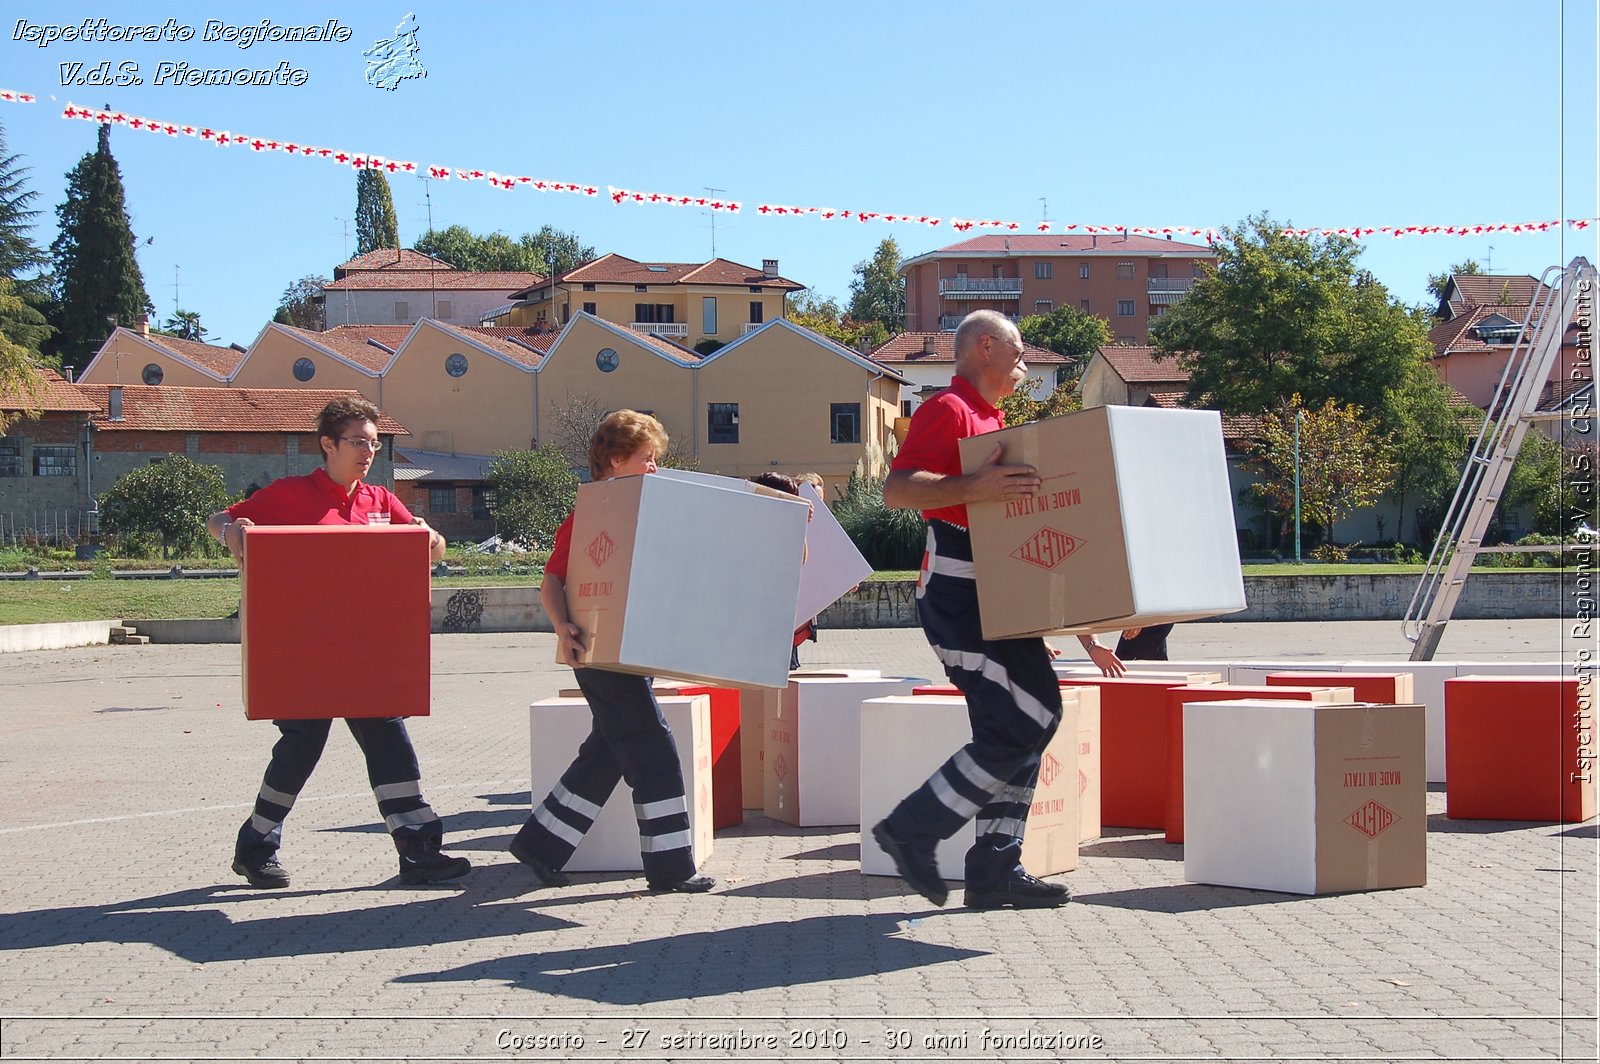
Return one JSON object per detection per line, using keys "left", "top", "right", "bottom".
{"left": 49, "top": 123, "right": 151, "bottom": 370}
{"left": 0, "top": 119, "right": 55, "bottom": 359}
{"left": 486, "top": 445, "right": 579, "bottom": 550}
{"left": 1499, "top": 427, "right": 1565, "bottom": 538}
{"left": 1385, "top": 363, "right": 1471, "bottom": 544}
{"left": 847, "top": 238, "right": 904, "bottom": 334}
{"left": 414, "top": 223, "right": 593, "bottom": 275}
{"left": 833, "top": 461, "right": 925, "bottom": 569}
{"left": 1242, "top": 395, "right": 1399, "bottom": 558}
{"left": 354, "top": 169, "right": 399, "bottom": 255}
{"left": 785, "top": 290, "right": 888, "bottom": 351}
{"left": 1017, "top": 304, "right": 1111, "bottom": 369}
{"left": 273, "top": 275, "right": 326, "bottom": 329}
{"left": 159, "top": 309, "right": 205, "bottom": 341}
{"left": 98, "top": 455, "right": 230, "bottom": 558}
{"left": 997, "top": 378, "right": 1081, "bottom": 427}
{"left": 1426, "top": 258, "right": 1482, "bottom": 305}
{"left": 0, "top": 276, "right": 43, "bottom": 433}
{"left": 1150, "top": 213, "right": 1428, "bottom": 430}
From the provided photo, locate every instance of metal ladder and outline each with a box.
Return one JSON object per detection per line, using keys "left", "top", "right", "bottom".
{"left": 1403, "top": 256, "right": 1594, "bottom": 661}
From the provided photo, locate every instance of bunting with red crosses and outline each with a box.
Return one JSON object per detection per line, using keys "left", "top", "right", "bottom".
{"left": 37, "top": 97, "right": 1598, "bottom": 241}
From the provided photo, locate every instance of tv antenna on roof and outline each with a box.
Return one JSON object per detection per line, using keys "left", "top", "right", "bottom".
{"left": 704, "top": 186, "right": 725, "bottom": 258}
{"left": 1040, "top": 196, "right": 1049, "bottom": 227}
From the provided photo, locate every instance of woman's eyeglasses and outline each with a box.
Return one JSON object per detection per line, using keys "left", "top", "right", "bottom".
{"left": 340, "top": 438, "right": 384, "bottom": 453}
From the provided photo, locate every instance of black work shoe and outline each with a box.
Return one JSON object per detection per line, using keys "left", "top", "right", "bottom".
{"left": 509, "top": 840, "right": 570, "bottom": 887}
{"left": 397, "top": 849, "right": 471, "bottom": 885}
{"left": 871, "top": 819, "right": 948, "bottom": 907}
{"left": 647, "top": 874, "right": 716, "bottom": 893}
{"left": 962, "top": 871, "right": 1071, "bottom": 910}
{"left": 232, "top": 855, "right": 290, "bottom": 889}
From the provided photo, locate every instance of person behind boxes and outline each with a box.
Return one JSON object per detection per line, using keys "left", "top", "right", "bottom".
{"left": 206, "top": 397, "right": 470, "bottom": 889}
{"left": 873, "top": 308, "right": 1125, "bottom": 910}
{"left": 750, "top": 472, "right": 824, "bottom": 670}
{"left": 510, "top": 410, "right": 715, "bottom": 894}
{"left": 1117, "top": 623, "right": 1175, "bottom": 660}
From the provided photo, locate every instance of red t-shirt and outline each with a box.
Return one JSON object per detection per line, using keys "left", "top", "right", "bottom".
{"left": 227, "top": 467, "right": 415, "bottom": 527}
{"left": 890, "top": 375, "right": 1005, "bottom": 526}
{"left": 544, "top": 512, "right": 575, "bottom": 582}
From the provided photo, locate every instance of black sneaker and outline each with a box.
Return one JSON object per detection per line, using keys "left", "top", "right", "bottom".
{"left": 397, "top": 849, "right": 471, "bottom": 885}
{"left": 871, "top": 820, "right": 948, "bottom": 907}
{"left": 962, "top": 871, "right": 1071, "bottom": 910}
{"left": 647, "top": 874, "right": 716, "bottom": 894}
{"left": 232, "top": 855, "right": 290, "bottom": 889}
{"left": 509, "top": 839, "right": 570, "bottom": 887}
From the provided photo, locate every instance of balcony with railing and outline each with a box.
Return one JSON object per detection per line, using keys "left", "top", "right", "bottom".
{"left": 741, "top": 321, "right": 765, "bottom": 335}
{"left": 939, "top": 312, "right": 1019, "bottom": 332}
{"left": 629, "top": 322, "right": 688, "bottom": 338}
{"left": 939, "top": 276, "right": 1023, "bottom": 299}
{"left": 1146, "top": 277, "right": 1197, "bottom": 305}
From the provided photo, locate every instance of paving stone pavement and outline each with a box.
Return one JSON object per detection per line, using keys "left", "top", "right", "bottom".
{"left": 0, "top": 620, "right": 1594, "bottom": 1062}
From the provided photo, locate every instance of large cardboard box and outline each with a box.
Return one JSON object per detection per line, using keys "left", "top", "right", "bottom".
{"left": 860, "top": 692, "right": 1080, "bottom": 880}
{"left": 738, "top": 686, "right": 781, "bottom": 811}
{"left": 765, "top": 674, "right": 923, "bottom": 826}
{"left": 1266, "top": 672, "right": 1414, "bottom": 705}
{"left": 1445, "top": 675, "right": 1594, "bottom": 822}
{"left": 1164, "top": 684, "right": 1356, "bottom": 842}
{"left": 562, "top": 471, "right": 809, "bottom": 688}
{"left": 527, "top": 694, "right": 713, "bottom": 871}
{"left": 240, "top": 525, "right": 431, "bottom": 720}
{"left": 1055, "top": 664, "right": 1224, "bottom": 685}
{"left": 1184, "top": 700, "right": 1427, "bottom": 894}
{"left": 794, "top": 482, "right": 873, "bottom": 627}
{"left": 957, "top": 406, "right": 1246, "bottom": 639}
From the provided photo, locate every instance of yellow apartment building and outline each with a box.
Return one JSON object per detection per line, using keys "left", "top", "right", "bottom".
{"left": 227, "top": 324, "right": 408, "bottom": 404}
{"left": 377, "top": 320, "right": 545, "bottom": 456}
{"left": 77, "top": 323, "right": 245, "bottom": 387}
{"left": 484, "top": 253, "right": 804, "bottom": 350}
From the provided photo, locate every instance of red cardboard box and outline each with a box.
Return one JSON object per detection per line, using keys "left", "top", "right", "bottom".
{"left": 240, "top": 525, "right": 431, "bottom": 720}
{"left": 1054, "top": 676, "right": 1204, "bottom": 830}
{"left": 1445, "top": 675, "right": 1595, "bottom": 822}
{"left": 1164, "top": 684, "right": 1355, "bottom": 842}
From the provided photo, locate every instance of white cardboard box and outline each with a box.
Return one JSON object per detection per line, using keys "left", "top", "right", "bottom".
{"left": 563, "top": 470, "right": 809, "bottom": 688}
{"left": 794, "top": 482, "right": 873, "bottom": 628}
{"left": 765, "top": 674, "right": 924, "bottom": 827}
{"left": 860, "top": 693, "right": 1081, "bottom": 880}
{"left": 1183, "top": 699, "right": 1426, "bottom": 895}
{"left": 527, "top": 694, "right": 713, "bottom": 872}
{"left": 958, "top": 406, "right": 1246, "bottom": 639}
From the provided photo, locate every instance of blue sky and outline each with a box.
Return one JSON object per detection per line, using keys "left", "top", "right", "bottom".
{"left": 1, "top": 0, "right": 1595, "bottom": 348}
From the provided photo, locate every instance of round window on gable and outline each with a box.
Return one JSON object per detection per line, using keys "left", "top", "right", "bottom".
{"left": 446, "top": 353, "right": 469, "bottom": 377}
{"left": 141, "top": 363, "right": 164, "bottom": 386}
{"left": 596, "top": 348, "right": 619, "bottom": 373}
{"left": 292, "top": 358, "right": 316, "bottom": 382}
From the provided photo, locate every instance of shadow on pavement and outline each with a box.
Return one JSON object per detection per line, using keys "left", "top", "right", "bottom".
{"left": 714, "top": 869, "right": 914, "bottom": 902}
{"left": 1074, "top": 882, "right": 1327, "bottom": 913}
{"left": 394, "top": 913, "right": 982, "bottom": 1003}
{"left": 1079, "top": 834, "right": 1183, "bottom": 862}
{"left": 785, "top": 842, "right": 858, "bottom": 861}
{"left": 0, "top": 874, "right": 577, "bottom": 963}
{"left": 1424, "top": 812, "right": 1578, "bottom": 834}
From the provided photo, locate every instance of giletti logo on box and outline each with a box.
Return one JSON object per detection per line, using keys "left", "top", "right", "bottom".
{"left": 1346, "top": 799, "right": 1397, "bottom": 839}
{"left": 773, "top": 752, "right": 790, "bottom": 781}
{"left": 1010, "top": 527, "right": 1083, "bottom": 570}
{"left": 1039, "top": 751, "right": 1062, "bottom": 787}
{"left": 585, "top": 531, "right": 615, "bottom": 568}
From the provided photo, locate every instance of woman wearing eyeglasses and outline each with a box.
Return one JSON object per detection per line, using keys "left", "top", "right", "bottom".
{"left": 205, "top": 396, "right": 470, "bottom": 890}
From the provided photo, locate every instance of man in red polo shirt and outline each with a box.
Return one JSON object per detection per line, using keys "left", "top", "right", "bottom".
{"left": 206, "top": 397, "right": 469, "bottom": 889}
{"left": 872, "top": 309, "right": 1123, "bottom": 910}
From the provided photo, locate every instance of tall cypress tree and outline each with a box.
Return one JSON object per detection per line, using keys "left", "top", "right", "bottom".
{"left": 0, "top": 119, "right": 54, "bottom": 360}
{"left": 50, "top": 122, "right": 151, "bottom": 370}
{"left": 355, "top": 169, "right": 399, "bottom": 255}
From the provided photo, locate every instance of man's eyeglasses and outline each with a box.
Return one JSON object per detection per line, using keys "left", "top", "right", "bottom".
{"left": 340, "top": 437, "right": 384, "bottom": 453}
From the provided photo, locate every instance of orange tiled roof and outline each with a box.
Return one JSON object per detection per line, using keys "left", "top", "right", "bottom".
{"left": 1430, "top": 304, "right": 1530, "bottom": 358}
{"left": 468, "top": 325, "right": 558, "bottom": 356}
{"left": 1096, "top": 345, "right": 1191, "bottom": 383}
{"left": 322, "top": 269, "right": 543, "bottom": 292}
{"left": 334, "top": 248, "right": 454, "bottom": 276}
{"left": 1446, "top": 273, "right": 1547, "bottom": 312}
{"left": 915, "top": 234, "right": 1215, "bottom": 256}
{"left": 275, "top": 324, "right": 400, "bottom": 372}
{"left": 512, "top": 253, "right": 802, "bottom": 298}
{"left": 868, "top": 332, "right": 1064, "bottom": 364}
{"left": 144, "top": 334, "right": 246, "bottom": 376}
{"left": 0, "top": 367, "right": 101, "bottom": 413}
{"left": 426, "top": 321, "right": 544, "bottom": 369}
{"left": 78, "top": 385, "right": 407, "bottom": 435}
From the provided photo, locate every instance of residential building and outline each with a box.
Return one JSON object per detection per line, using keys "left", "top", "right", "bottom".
{"left": 1077, "top": 345, "right": 1191, "bottom": 409}
{"left": 229, "top": 323, "right": 400, "bottom": 403}
{"left": 484, "top": 254, "right": 804, "bottom": 350}
{"left": 867, "top": 332, "right": 1067, "bottom": 414}
{"left": 391, "top": 450, "right": 498, "bottom": 542}
{"left": 1427, "top": 272, "right": 1586, "bottom": 412}
{"left": 0, "top": 369, "right": 102, "bottom": 535}
{"left": 77, "top": 321, "right": 246, "bottom": 387}
{"left": 899, "top": 233, "right": 1216, "bottom": 342}
{"left": 319, "top": 248, "right": 542, "bottom": 329}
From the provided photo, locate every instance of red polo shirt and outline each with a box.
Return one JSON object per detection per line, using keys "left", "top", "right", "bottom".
{"left": 227, "top": 467, "right": 415, "bottom": 526}
{"left": 890, "top": 375, "right": 1005, "bottom": 526}
{"left": 544, "top": 513, "right": 576, "bottom": 582}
